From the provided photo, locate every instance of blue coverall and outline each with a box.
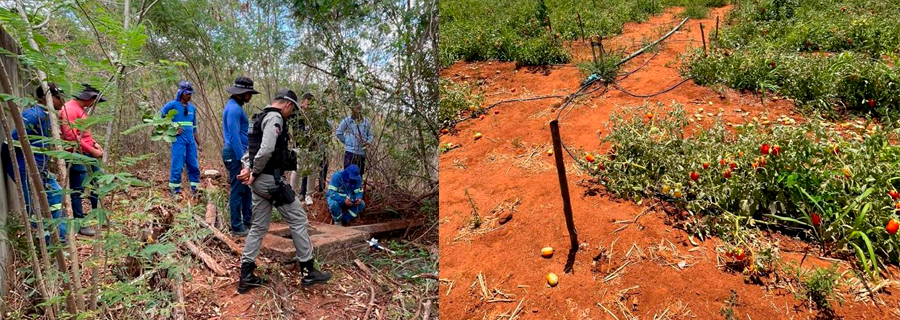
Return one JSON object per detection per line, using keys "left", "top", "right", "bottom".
{"left": 161, "top": 91, "right": 200, "bottom": 194}
{"left": 2, "top": 105, "right": 67, "bottom": 242}
{"left": 326, "top": 171, "right": 365, "bottom": 224}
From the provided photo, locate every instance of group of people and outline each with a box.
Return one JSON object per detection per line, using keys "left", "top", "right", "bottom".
{"left": 3, "top": 77, "right": 375, "bottom": 294}
{"left": 167, "top": 77, "right": 374, "bottom": 293}
{"left": 3, "top": 83, "right": 109, "bottom": 242}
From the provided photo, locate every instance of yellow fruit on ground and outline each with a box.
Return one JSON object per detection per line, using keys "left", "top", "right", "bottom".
{"left": 547, "top": 149, "right": 554, "bottom": 156}
{"left": 541, "top": 247, "right": 554, "bottom": 258}
{"left": 474, "top": 132, "right": 483, "bottom": 140}
{"left": 546, "top": 273, "right": 559, "bottom": 287}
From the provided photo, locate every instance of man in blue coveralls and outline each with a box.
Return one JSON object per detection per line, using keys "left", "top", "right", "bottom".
{"left": 326, "top": 164, "right": 364, "bottom": 226}
{"left": 1, "top": 83, "right": 67, "bottom": 242}
{"left": 222, "top": 77, "right": 259, "bottom": 236}
{"left": 161, "top": 81, "right": 202, "bottom": 197}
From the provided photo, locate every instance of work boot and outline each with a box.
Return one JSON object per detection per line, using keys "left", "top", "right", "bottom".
{"left": 299, "top": 259, "right": 331, "bottom": 287}
{"left": 231, "top": 229, "right": 249, "bottom": 237}
{"left": 305, "top": 195, "right": 313, "bottom": 205}
{"left": 78, "top": 226, "right": 96, "bottom": 237}
{"left": 237, "top": 261, "right": 265, "bottom": 294}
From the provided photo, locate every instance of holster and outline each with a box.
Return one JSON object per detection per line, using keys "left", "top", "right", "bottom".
{"left": 267, "top": 169, "right": 296, "bottom": 206}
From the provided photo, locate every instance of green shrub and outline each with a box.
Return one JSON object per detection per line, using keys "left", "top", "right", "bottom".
{"left": 587, "top": 102, "right": 900, "bottom": 272}
{"left": 802, "top": 265, "right": 840, "bottom": 311}
{"left": 439, "top": 79, "right": 484, "bottom": 127}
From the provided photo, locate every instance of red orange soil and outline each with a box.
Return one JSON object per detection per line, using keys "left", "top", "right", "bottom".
{"left": 439, "top": 6, "right": 900, "bottom": 320}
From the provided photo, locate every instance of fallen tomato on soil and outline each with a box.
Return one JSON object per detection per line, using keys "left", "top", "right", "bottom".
{"left": 546, "top": 273, "right": 559, "bottom": 287}
{"left": 541, "top": 247, "right": 554, "bottom": 258}
{"left": 585, "top": 154, "right": 595, "bottom": 163}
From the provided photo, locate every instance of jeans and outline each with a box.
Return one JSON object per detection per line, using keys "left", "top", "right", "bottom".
{"left": 300, "top": 152, "right": 329, "bottom": 197}
{"left": 68, "top": 163, "right": 100, "bottom": 221}
{"left": 19, "top": 168, "right": 67, "bottom": 242}
{"left": 223, "top": 147, "right": 252, "bottom": 232}
{"left": 343, "top": 151, "right": 366, "bottom": 177}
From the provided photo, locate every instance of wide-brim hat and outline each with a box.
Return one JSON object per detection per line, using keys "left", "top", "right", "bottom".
{"left": 74, "top": 83, "right": 106, "bottom": 103}
{"left": 226, "top": 76, "right": 260, "bottom": 95}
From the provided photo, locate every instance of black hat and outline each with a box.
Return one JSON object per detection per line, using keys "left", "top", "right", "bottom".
{"left": 74, "top": 83, "right": 106, "bottom": 103}
{"left": 36, "top": 83, "right": 62, "bottom": 99}
{"left": 274, "top": 89, "right": 298, "bottom": 106}
{"left": 226, "top": 77, "right": 260, "bottom": 95}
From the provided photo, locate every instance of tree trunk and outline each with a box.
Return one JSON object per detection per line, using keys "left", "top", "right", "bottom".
{"left": 0, "top": 106, "right": 56, "bottom": 318}
{"left": 8, "top": 0, "right": 84, "bottom": 314}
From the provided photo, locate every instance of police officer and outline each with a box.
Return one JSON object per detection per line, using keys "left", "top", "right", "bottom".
{"left": 236, "top": 89, "right": 331, "bottom": 293}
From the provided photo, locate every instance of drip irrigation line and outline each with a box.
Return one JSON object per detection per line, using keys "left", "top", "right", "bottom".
{"left": 617, "top": 49, "right": 660, "bottom": 81}
{"left": 446, "top": 94, "right": 566, "bottom": 127}
{"left": 617, "top": 17, "right": 688, "bottom": 67}
{"left": 611, "top": 77, "right": 694, "bottom": 98}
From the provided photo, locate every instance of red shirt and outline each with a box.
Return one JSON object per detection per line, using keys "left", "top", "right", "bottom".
{"left": 59, "top": 100, "right": 99, "bottom": 154}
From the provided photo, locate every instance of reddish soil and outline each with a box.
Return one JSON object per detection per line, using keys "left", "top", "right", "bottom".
{"left": 438, "top": 6, "right": 900, "bottom": 320}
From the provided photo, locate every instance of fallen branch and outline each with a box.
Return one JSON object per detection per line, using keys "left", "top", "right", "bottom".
{"left": 194, "top": 215, "right": 242, "bottom": 255}
{"left": 617, "top": 17, "right": 688, "bottom": 67}
{"left": 183, "top": 240, "right": 227, "bottom": 276}
{"left": 363, "top": 285, "right": 376, "bottom": 320}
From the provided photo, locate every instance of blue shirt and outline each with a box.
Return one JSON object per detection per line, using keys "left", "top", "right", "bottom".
{"left": 11, "top": 105, "right": 53, "bottom": 171}
{"left": 160, "top": 100, "right": 198, "bottom": 144}
{"left": 222, "top": 98, "right": 249, "bottom": 156}
{"left": 335, "top": 116, "right": 373, "bottom": 155}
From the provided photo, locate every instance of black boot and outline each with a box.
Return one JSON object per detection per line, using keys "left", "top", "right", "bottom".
{"left": 237, "top": 261, "right": 265, "bottom": 293}
{"left": 299, "top": 259, "right": 331, "bottom": 287}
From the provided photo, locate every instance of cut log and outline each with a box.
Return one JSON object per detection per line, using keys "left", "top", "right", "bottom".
{"left": 205, "top": 202, "right": 217, "bottom": 226}
{"left": 194, "top": 216, "right": 242, "bottom": 255}
{"left": 183, "top": 240, "right": 226, "bottom": 276}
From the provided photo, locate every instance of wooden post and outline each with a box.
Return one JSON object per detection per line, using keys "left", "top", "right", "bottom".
{"left": 549, "top": 120, "right": 578, "bottom": 273}
{"left": 700, "top": 23, "right": 707, "bottom": 55}
{"left": 576, "top": 13, "right": 586, "bottom": 43}
{"left": 715, "top": 16, "right": 720, "bottom": 40}
{"left": 589, "top": 35, "right": 599, "bottom": 65}
{"left": 598, "top": 35, "right": 604, "bottom": 61}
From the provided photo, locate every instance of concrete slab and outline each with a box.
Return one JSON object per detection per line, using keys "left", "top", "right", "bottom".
{"left": 261, "top": 222, "right": 370, "bottom": 262}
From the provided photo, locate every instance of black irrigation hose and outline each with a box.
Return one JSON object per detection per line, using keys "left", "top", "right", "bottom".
{"left": 617, "top": 48, "right": 661, "bottom": 81}
{"left": 446, "top": 94, "right": 566, "bottom": 128}
{"left": 611, "top": 77, "right": 694, "bottom": 99}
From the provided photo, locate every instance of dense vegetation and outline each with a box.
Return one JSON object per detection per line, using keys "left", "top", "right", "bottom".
{"left": 683, "top": 0, "right": 900, "bottom": 118}
{"left": 588, "top": 103, "right": 900, "bottom": 278}
{"left": 439, "top": 0, "right": 728, "bottom": 67}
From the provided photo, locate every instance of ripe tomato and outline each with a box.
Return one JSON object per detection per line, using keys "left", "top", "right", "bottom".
{"left": 585, "top": 154, "right": 595, "bottom": 163}
{"left": 760, "top": 143, "right": 770, "bottom": 155}
{"left": 891, "top": 190, "right": 900, "bottom": 200}
{"left": 723, "top": 170, "right": 732, "bottom": 179}
{"left": 729, "top": 162, "right": 737, "bottom": 170}
{"left": 720, "top": 158, "right": 727, "bottom": 166}
{"left": 646, "top": 113, "right": 654, "bottom": 120}
{"left": 441, "top": 128, "right": 449, "bottom": 134}
{"left": 811, "top": 213, "right": 821, "bottom": 227}
{"left": 842, "top": 167, "right": 851, "bottom": 178}
{"left": 690, "top": 171, "right": 699, "bottom": 181}
{"left": 869, "top": 99, "right": 875, "bottom": 108}
{"left": 887, "top": 219, "right": 900, "bottom": 235}
{"left": 772, "top": 145, "right": 781, "bottom": 156}
{"left": 734, "top": 248, "right": 745, "bottom": 261}
{"left": 703, "top": 162, "right": 710, "bottom": 170}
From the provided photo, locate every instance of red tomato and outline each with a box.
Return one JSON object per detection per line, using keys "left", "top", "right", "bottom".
{"left": 720, "top": 159, "right": 727, "bottom": 166}
{"left": 723, "top": 170, "right": 732, "bottom": 179}
{"left": 703, "top": 163, "right": 710, "bottom": 170}
{"left": 585, "top": 154, "right": 595, "bottom": 163}
{"left": 690, "top": 171, "right": 699, "bottom": 181}
{"left": 888, "top": 219, "right": 900, "bottom": 235}
{"left": 760, "top": 143, "right": 770, "bottom": 155}
{"left": 729, "top": 162, "right": 737, "bottom": 170}
{"left": 890, "top": 190, "right": 899, "bottom": 200}
{"left": 811, "top": 213, "right": 821, "bottom": 226}
{"left": 772, "top": 145, "right": 781, "bottom": 156}
{"left": 869, "top": 99, "right": 875, "bottom": 108}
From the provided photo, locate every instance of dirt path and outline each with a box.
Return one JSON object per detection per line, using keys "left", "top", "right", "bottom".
{"left": 438, "top": 6, "right": 899, "bottom": 320}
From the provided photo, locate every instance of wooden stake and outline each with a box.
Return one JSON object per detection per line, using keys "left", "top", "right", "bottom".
{"left": 700, "top": 23, "right": 707, "bottom": 55}
{"left": 194, "top": 215, "right": 243, "bottom": 255}
{"left": 549, "top": 120, "right": 578, "bottom": 273}
{"left": 715, "top": 15, "right": 720, "bottom": 40}
{"left": 576, "top": 13, "right": 586, "bottom": 43}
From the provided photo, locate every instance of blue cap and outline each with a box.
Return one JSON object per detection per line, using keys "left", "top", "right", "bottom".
{"left": 343, "top": 164, "right": 361, "bottom": 183}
